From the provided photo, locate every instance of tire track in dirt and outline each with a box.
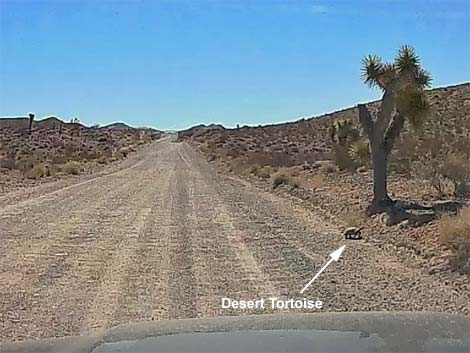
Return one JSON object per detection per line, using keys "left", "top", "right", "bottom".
{"left": 167, "top": 157, "right": 198, "bottom": 319}
{"left": 80, "top": 145, "right": 179, "bottom": 331}
{"left": 0, "top": 177, "right": 151, "bottom": 340}
{"left": 109, "top": 164, "right": 176, "bottom": 325}
{"left": 180, "top": 149, "right": 283, "bottom": 316}
{"left": 80, "top": 207, "right": 153, "bottom": 331}
{"left": 207, "top": 174, "right": 322, "bottom": 298}
{"left": 1, "top": 147, "right": 168, "bottom": 340}
{"left": 100, "top": 145, "right": 183, "bottom": 327}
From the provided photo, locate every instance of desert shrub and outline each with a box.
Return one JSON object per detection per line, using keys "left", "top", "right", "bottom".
{"left": 308, "top": 174, "right": 326, "bottom": 189}
{"left": 332, "top": 145, "right": 356, "bottom": 171}
{"left": 271, "top": 170, "right": 299, "bottom": 189}
{"left": 64, "top": 143, "right": 77, "bottom": 159}
{"left": 245, "top": 165, "right": 259, "bottom": 174}
{"left": 225, "top": 148, "right": 242, "bottom": 159}
{"left": 269, "top": 151, "right": 295, "bottom": 167}
{"left": 320, "top": 162, "right": 339, "bottom": 175}
{"left": 0, "top": 158, "right": 17, "bottom": 170}
{"left": 62, "top": 161, "right": 81, "bottom": 175}
{"left": 246, "top": 151, "right": 272, "bottom": 166}
{"left": 114, "top": 150, "right": 126, "bottom": 160}
{"left": 50, "top": 155, "right": 68, "bottom": 164}
{"left": 451, "top": 240, "right": 470, "bottom": 275}
{"left": 438, "top": 208, "right": 470, "bottom": 247}
{"left": 413, "top": 154, "right": 448, "bottom": 196}
{"left": 97, "top": 156, "right": 109, "bottom": 165}
{"left": 390, "top": 135, "right": 420, "bottom": 174}
{"left": 441, "top": 153, "right": 470, "bottom": 197}
{"left": 255, "top": 166, "right": 274, "bottom": 179}
{"left": 15, "top": 157, "right": 35, "bottom": 172}
{"left": 412, "top": 150, "right": 470, "bottom": 197}
{"left": 227, "top": 159, "right": 247, "bottom": 174}
{"left": 288, "top": 166, "right": 303, "bottom": 177}
{"left": 140, "top": 131, "right": 152, "bottom": 143}
{"left": 24, "top": 164, "right": 46, "bottom": 179}
{"left": 438, "top": 206, "right": 470, "bottom": 274}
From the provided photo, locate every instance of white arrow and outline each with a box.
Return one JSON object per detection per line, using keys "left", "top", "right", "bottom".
{"left": 300, "top": 245, "right": 346, "bottom": 294}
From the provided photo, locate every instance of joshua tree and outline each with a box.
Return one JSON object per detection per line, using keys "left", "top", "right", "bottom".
{"left": 358, "top": 45, "right": 431, "bottom": 215}
{"left": 328, "top": 119, "right": 360, "bottom": 146}
{"left": 28, "top": 112, "right": 35, "bottom": 134}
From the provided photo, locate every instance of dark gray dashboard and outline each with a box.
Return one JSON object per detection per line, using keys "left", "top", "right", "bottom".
{"left": 3, "top": 312, "right": 470, "bottom": 353}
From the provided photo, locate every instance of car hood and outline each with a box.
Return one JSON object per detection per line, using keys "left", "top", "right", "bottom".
{"left": 2, "top": 312, "right": 470, "bottom": 353}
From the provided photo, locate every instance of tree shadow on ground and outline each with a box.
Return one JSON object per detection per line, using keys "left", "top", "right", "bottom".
{"left": 385, "top": 199, "right": 466, "bottom": 226}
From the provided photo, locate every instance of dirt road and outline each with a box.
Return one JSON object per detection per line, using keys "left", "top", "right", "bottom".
{"left": 1, "top": 139, "right": 468, "bottom": 341}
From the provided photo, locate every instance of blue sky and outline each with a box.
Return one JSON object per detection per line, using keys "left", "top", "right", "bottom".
{"left": 0, "top": 0, "right": 469, "bottom": 130}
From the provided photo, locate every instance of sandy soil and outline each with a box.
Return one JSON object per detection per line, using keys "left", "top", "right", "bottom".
{"left": 1, "top": 139, "right": 469, "bottom": 341}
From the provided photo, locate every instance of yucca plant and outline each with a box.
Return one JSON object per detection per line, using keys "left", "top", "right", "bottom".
{"left": 329, "top": 119, "right": 360, "bottom": 145}
{"left": 348, "top": 139, "right": 371, "bottom": 168}
{"left": 358, "top": 45, "right": 432, "bottom": 215}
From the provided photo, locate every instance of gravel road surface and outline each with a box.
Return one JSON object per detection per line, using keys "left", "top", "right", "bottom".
{"left": 1, "top": 139, "right": 468, "bottom": 341}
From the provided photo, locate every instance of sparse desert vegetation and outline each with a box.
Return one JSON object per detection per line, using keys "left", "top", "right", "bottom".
{"left": 0, "top": 116, "right": 161, "bottom": 193}
{"left": 179, "top": 63, "right": 469, "bottom": 277}
{"left": 439, "top": 207, "right": 470, "bottom": 274}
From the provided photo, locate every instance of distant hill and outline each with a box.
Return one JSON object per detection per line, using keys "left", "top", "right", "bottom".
{"left": 180, "top": 123, "right": 226, "bottom": 134}
{"left": 35, "top": 117, "right": 68, "bottom": 129}
{"left": 0, "top": 117, "right": 161, "bottom": 133}
{"left": 0, "top": 116, "right": 70, "bottom": 129}
{"left": 102, "top": 122, "right": 135, "bottom": 130}
{"left": 0, "top": 117, "right": 30, "bottom": 129}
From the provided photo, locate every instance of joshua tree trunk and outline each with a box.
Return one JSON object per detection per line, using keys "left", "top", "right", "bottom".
{"left": 369, "top": 144, "right": 393, "bottom": 214}
{"left": 28, "top": 113, "right": 35, "bottom": 134}
{"left": 358, "top": 104, "right": 399, "bottom": 215}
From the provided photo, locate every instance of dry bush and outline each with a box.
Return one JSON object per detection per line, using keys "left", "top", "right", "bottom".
{"left": 225, "top": 148, "right": 243, "bottom": 159}
{"left": 439, "top": 206, "right": 470, "bottom": 247}
{"left": 61, "top": 161, "right": 81, "bottom": 175}
{"left": 332, "top": 144, "right": 356, "bottom": 171}
{"left": 198, "top": 142, "right": 212, "bottom": 154}
{"left": 271, "top": 151, "right": 296, "bottom": 167}
{"left": 255, "top": 166, "right": 274, "bottom": 179}
{"left": 320, "top": 162, "right": 339, "bottom": 175}
{"left": 227, "top": 159, "right": 248, "bottom": 175}
{"left": 307, "top": 174, "right": 326, "bottom": 189}
{"left": 113, "top": 150, "right": 126, "bottom": 160}
{"left": 140, "top": 131, "right": 152, "bottom": 143}
{"left": 286, "top": 166, "right": 303, "bottom": 177}
{"left": 451, "top": 241, "right": 470, "bottom": 275}
{"left": 413, "top": 151, "right": 470, "bottom": 197}
{"left": 245, "top": 165, "right": 260, "bottom": 175}
{"left": 438, "top": 206, "right": 470, "bottom": 274}
{"left": 15, "top": 157, "right": 35, "bottom": 172}
{"left": 246, "top": 151, "right": 272, "bottom": 166}
{"left": 0, "top": 158, "right": 17, "bottom": 170}
{"left": 50, "top": 155, "right": 68, "bottom": 164}
{"left": 390, "top": 135, "right": 420, "bottom": 174}
{"left": 24, "top": 164, "right": 47, "bottom": 179}
{"left": 441, "top": 153, "right": 470, "bottom": 197}
{"left": 413, "top": 155, "right": 448, "bottom": 196}
{"left": 271, "top": 170, "right": 299, "bottom": 189}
